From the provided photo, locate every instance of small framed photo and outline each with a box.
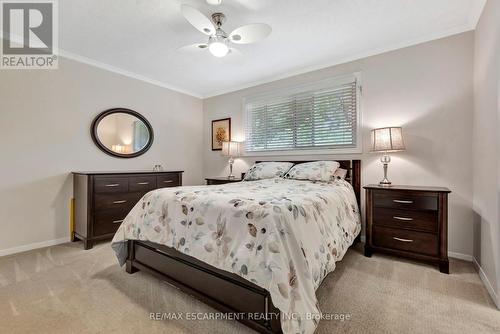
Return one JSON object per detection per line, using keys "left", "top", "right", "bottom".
{"left": 212, "top": 118, "right": 231, "bottom": 151}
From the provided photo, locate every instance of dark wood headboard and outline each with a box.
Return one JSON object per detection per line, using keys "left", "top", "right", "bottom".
{"left": 247, "top": 160, "right": 361, "bottom": 206}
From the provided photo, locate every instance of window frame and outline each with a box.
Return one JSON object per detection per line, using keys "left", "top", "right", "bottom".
{"left": 241, "top": 72, "right": 363, "bottom": 156}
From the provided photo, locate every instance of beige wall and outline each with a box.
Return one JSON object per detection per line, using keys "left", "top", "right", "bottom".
{"left": 0, "top": 55, "right": 204, "bottom": 255}
{"left": 473, "top": 0, "right": 500, "bottom": 306}
{"left": 203, "top": 32, "right": 475, "bottom": 258}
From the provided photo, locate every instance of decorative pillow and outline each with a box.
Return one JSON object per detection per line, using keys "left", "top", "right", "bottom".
{"left": 333, "top": 168, "right": 348, "bottom": 180}
{"left": 244, "top": 162, "right": 294, "bottom": 181}
{"left": 285, "top": 161, "right": 340, "bottom": 182}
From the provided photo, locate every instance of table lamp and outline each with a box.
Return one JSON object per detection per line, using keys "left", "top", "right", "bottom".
{"left": 370, "top": 127, "right": 406, "bottom": 186}
{"left": 222, "top": 141, "right": 240, "bottom": 179}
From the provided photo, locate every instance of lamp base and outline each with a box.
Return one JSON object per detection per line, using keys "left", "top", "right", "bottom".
{"left": 227, "top": 157, "right": 234, "bottom": 180}
{"left": 378, "top": 179, "right": 392, "bottom": 187}
{"left": 379, "top": 158, "right": 392, "bottom": 187}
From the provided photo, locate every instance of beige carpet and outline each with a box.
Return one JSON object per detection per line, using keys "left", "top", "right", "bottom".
{"left": 0, "top": 241, "right": 499, "bottom": 334}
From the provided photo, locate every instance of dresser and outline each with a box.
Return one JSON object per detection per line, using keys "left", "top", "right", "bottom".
{"left": 205, "top": 177, "right": 242, "bottom": 185}
{"left": 72, "top": 171, "right": 183, "bottom": 249}
{"left": 364, "top": 185, "right": 451, "bottom": 273}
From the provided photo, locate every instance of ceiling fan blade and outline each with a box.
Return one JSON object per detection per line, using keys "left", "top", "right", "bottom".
{"left": 206, "top": 0, "right": 223, "bottom": 5}
{"left": 178, "top": 43, "right": 209, "bottom": 52}
{"left": 180, "top": 5, "right": 216, "bottom": 36}
{"left": 229, "top": 23, "right": 272, "bottom": 44}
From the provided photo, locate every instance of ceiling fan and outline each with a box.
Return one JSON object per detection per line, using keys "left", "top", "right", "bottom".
{"left": 179, "top": 3, "right": 272, "bottom": 58}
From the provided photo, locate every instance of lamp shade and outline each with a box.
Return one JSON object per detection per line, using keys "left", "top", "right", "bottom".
{"left": 370, "top": 127, "right": 405, "bottom": 152}
{"left": 222, "top": 141, "right": 240, "bottom": 156}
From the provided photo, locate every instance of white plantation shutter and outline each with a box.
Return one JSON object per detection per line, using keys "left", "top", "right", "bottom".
{"left": 244, "top": 75, "right": 360, "bottom": 153}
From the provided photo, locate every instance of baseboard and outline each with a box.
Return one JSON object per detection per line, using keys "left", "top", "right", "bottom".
{"left": 448, "top": 251, "right": 473, "bottom": 261}
{"left": 473, "top": 258, "right": 500, "bottom": 310}
{"left": 0, "top": 237, "right": 70, "bottom": 257}
{"left": 356, "top": 238, "right": 497, "bottom": 307}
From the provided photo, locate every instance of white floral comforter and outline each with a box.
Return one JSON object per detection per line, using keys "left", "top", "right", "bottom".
{"left": 111, "top": 178, "right": 361, "bottom": 334}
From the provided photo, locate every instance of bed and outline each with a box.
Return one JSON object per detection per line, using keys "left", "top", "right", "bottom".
{"left": 111, "top": 160, "right": 361, "bottom": 334}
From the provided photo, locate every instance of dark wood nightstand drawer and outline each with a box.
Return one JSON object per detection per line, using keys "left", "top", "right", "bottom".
{"left": 129, "top": 175, "right": 157, "bottom": 192}
{"left": 364, "top": 184, "right": 451, "bottom": 273}
{"left": 206, "top": 177, "right": 242, "bottom": 185}
{"left": 94, "top": 177, "right": 129, "bottom": 193}
{"left": 373, "top": 190, "right": 437, "bottom": 211}
{"left": 373, "top": 207, "right": 437, "bottom": 233}
{"left": 372, "top": 226, "right": 438, "bottom": 256}
{"left": 157, "top": 174, "right": 180, "bottom": 188}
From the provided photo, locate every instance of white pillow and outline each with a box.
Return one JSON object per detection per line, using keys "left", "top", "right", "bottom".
{"left": 285, "top": 161, "right": 340, "bottom": 182}
{"left": 333, "top": 168, "right": 348, "bottom": 180}
{"left": 244, "top": 162, "right": 294, "bottom": 181}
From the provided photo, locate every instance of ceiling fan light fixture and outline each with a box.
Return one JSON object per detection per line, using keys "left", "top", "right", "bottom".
{"left": 180, "top": 5, "right": 272, "bottom": 58}
{"left": 208, "top": 37, "right": 229, "bottom": 57}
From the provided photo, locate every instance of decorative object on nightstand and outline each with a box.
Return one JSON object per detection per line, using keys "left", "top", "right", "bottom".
{"left": 364, "top": 184, "right": 451, "bottom": 273}
{"left": 205, "top": 177, "right": 242, "bottom": 185}
{"left": 370, "top": 127, "right": 405, "bottom": 186}
{"left": 222, "top": 141, "right": 240, "bottom": 179}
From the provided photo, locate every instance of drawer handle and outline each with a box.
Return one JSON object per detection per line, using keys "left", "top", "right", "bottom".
{"left": 137, "top": 182, "right": 150, "bottom": 185}
{"left": 112, "top": 220, "right": 124, "bottom": 224}
{"left": 163, "top": 180, "right": 174, "bottom": 183}
{"left": 105, "top": 184, "right": 120, "bottom": 187}
{"left": 393, "top": 237, "right": 414, "bottom": 243}
{"left": 393, "top": 200, "right": 413, "bottom": 204}
{"left": 113, "top": 200, "right": 127, "bottom": 204}
{"left": 393, "top": 216, "right": 413, "bottom": 221}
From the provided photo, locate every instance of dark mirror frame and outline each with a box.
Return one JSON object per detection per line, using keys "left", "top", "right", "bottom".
{"left": 91, "top": 108, "right": 154, "bottom": 159}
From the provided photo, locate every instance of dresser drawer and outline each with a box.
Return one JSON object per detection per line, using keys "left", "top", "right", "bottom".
{"left": 93, "top": 209, "right": 128, "bottom": 236}
{"left": 157, "top": 174, "right": 180, "bottom": 188}
{"left": 129, "top": 176, "right": 157, "bottom": 193}
{"left": 373, "top": 191, "right": 437, "bottom": 211}
{"left": 94, "top": 177, "right": 129, "bottom": 193}
{"left": 94, "top": 192, "right": 144, "bottom": 211}
{"left": 373, "top": 207, "right": 437, "bottom": 233}
{"left": 372, "top": 226, "right": 438, "bottom": 256}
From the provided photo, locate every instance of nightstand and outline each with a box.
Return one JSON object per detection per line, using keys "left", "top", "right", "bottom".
{"left": 205, "top": 177, "right": 242, "bottom": 185}
{"left": 364, "top": 185, "right": 451, "bottom": 273}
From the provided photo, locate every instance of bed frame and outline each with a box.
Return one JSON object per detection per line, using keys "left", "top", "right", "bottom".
{"left": 125, "top": 160, "right": 361, "bottom": 334}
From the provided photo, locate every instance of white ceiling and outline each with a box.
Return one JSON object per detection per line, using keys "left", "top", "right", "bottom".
{"left": 59, "top": 0, "right": 486, "bottom": 98}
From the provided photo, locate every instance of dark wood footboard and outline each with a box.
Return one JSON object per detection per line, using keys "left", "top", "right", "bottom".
{"left": 126, "top": 240, "right": 283, "bottom": 334}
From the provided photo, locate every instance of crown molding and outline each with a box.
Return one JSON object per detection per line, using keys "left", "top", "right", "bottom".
{"left": 468, "top": 0, "right": 487, "bottom": 30}
{"left": 58, "top": 50, "right": 204, "bottom": 99}
{"left": 0, "top": 33, "right": 203, "bottom": 98}
{"left": 0, "top": 33, "right": 202, "bottom": 98}
{"left": 61, "top": 22, "right": 480, "bottom": 99}
{"left": 4, "top": 6, "right": 486, "bottom": 101}
{"left": 202, "top": 24, "right": 477, "bottom": 98}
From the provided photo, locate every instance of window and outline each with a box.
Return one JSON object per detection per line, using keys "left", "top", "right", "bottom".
{"left": 244, "top": 74, "right": 361, "bottom": 154}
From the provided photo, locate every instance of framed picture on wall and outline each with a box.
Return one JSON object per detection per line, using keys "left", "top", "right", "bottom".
{"left": 212, "top": 118, "right": 231, "bottom": 151}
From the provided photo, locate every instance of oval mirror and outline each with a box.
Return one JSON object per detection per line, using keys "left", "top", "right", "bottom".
{"left": 91, "top": 108, "right": 154, "bottom": 158}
